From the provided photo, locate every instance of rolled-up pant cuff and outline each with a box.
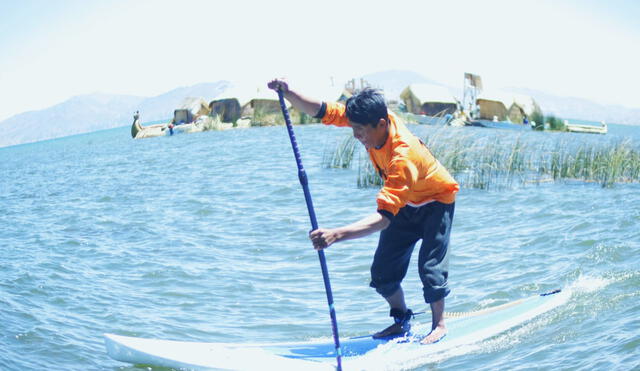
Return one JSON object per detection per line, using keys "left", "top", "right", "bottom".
{"left": 369, "top": 281, "right": 401, "bottom": 298}
{"left": 423, "top": 286, "right": 450, "bottom": 303}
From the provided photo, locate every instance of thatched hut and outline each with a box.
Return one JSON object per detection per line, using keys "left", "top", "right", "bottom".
{"left": 400, "top": 84, "right": 458, "bottom": 116}
{"left": 475, "top": 91, "right": 510, "bottom": 121}
{"left": 215, "top": 82, "right": 339, "bottom": 125}
{"left": 211, "top": 85, "right": 279, "bottom": 125}
{"left": 211, "top": 81, "right": 351, "bottom": 126}
{"left": 507, "top": 103, "right": 525, "bottom": 123}
{"left": 172, "top": 97, "right": 211, "bottom": 124}
{"left": 240, "top": 98, "right": 282, "bottom": 118}
{"left": 474, "top": 90, "right": 541, "bottom": 123}
{"left": 209, "top": 98, "right": 242, "bottom": 123}
{"left": 507, "top": 94, "right": 541, "bottom": 123}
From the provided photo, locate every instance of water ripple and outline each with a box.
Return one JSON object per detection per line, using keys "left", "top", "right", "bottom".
{"left": 0, "top": 125, "right": 638, "bottom": 370}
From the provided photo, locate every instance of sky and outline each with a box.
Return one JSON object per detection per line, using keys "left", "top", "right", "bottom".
{"left": 1, "top": 0, "right": 639, "bottom": 122}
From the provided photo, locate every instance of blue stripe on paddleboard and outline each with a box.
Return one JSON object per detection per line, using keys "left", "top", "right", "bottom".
{"left": 266, "top": 290, "right": 562, "bottom": 359}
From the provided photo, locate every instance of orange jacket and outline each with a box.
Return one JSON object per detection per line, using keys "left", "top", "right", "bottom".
{"left": 321, "top": 102, "right": 459, "bottom": 216}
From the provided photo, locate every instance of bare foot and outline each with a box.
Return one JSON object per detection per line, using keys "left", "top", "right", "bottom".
{"left": 420, "top": 325, "right": 447, "bottom": 344}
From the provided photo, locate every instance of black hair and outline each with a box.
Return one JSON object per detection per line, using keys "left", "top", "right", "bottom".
{"left": 345, "top": 88, "right": 388, "bottom": 127}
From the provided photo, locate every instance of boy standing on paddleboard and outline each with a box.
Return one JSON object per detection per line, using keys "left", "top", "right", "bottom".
{"left": 268, "top": 79, "right": 459, "bottom": 344}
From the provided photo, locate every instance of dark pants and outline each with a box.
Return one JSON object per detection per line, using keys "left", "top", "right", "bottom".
{"left": 370, "top": 201, "right": 454, "bottom": 304}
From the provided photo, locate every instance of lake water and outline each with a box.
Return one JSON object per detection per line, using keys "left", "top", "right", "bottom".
{"left": 1, "top": 122, "right": 639, "bottom": 370}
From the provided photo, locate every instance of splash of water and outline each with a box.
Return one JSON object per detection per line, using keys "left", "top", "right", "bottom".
{"left": 342, "top": 288, "right": 577, "bottom": 371}
{"left": 568, "top": 274, "right": 611, "bottom": 294}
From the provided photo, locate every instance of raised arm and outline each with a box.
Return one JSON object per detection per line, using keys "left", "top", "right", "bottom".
{"left": 267, "top": 79, "right": 323, "bottom": 117}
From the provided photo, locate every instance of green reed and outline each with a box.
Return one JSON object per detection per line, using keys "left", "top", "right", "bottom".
{"left": 322, "top": 135, "right": 358, "bottom": 169}
{"left": 356, "top": 159, "right": 380, "bottom": 188}
{"left": 325, "top": 128, "right": 640, "bottom": 190}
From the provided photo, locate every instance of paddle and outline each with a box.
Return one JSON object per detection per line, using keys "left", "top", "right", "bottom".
{"left": 276, "top": 89, "right": 343, "bottom": 371}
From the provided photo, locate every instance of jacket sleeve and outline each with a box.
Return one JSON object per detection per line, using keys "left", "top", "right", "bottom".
{"left": 321, "top": 102, "right": 351, "bottom": 127}
{"left": 375, "top": 145, "right": 419, "bottom": 215}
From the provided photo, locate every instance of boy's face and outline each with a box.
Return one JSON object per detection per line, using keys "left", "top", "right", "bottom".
{"left": 349, "top": 118, "right": 388, "bottom": 150}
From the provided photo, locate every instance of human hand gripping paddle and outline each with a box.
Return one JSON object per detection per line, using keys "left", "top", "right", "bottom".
{"left": 276, "top": 88, "right": 343, "bottom": 371}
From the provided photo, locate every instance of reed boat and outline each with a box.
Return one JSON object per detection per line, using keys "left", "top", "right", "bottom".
{"left": 131, "top": 117, "right": 170, "bottom": 139}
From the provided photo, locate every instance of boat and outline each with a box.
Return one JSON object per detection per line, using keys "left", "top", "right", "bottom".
{"left": 130, "top": 114, "right": 170, "bottom": 139}
{"left": 400, "top": 84, "right": 458, "bottom": 126}
{"left": 468, "top": 119, "right": 531, "bottom": 131}
{"left": 564, "top": 120, "right": 607, "bottom": 134}
{"left": 404, "top": 112, "right": 454, "bottom": 125}
{"left": 131, "top": 115, "right": 235, "bottom": 139}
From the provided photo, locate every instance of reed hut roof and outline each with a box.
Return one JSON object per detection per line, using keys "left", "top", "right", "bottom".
{"left": 478, "top": 91, "right": 538, "bottom": 114}
{"left": 216, "top": 84, "right": 279, "bottom": 107}
{"left": 475, "top": 91, "right": 510, "bottom": 121}
{"left": 477, "top": 90, "right": 512, "bottom": 105}
{"left": 173, "top": 97, "right": 211, "bottom": 124}
{"left": 400, "top": 84, "right": 457, "bottom": 115}
{"left": 179, "top": 97, "right": 211, "bottom": 115}
{"left": 510, "top": 94, "right": 540, "bottom": 116}
{"left": 400, "top": 84, "right": 457, "bottom": 104}
{"left": 215, "top": 81, "right": 350, "bottom": 118}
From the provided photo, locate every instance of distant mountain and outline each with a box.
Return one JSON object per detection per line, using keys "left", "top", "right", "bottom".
{"left": 0, "top": 93, "right": 144, "bottom": 148}
{"left": 0, "top": 81, "right": 230, "bottom": 148}
{"left": 135, "top": 81, "right": 231, "bottom": 122}
{"left": 503, "top": 87, "right": 640, "bottom": 126}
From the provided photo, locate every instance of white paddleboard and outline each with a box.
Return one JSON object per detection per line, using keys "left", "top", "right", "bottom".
{"left": 104, "top": 290, "right": 567, "bottom": 370}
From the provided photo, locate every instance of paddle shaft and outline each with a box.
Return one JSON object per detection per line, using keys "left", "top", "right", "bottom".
{"left": 277, "top": 90, "right": 343, "bottom": 371}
